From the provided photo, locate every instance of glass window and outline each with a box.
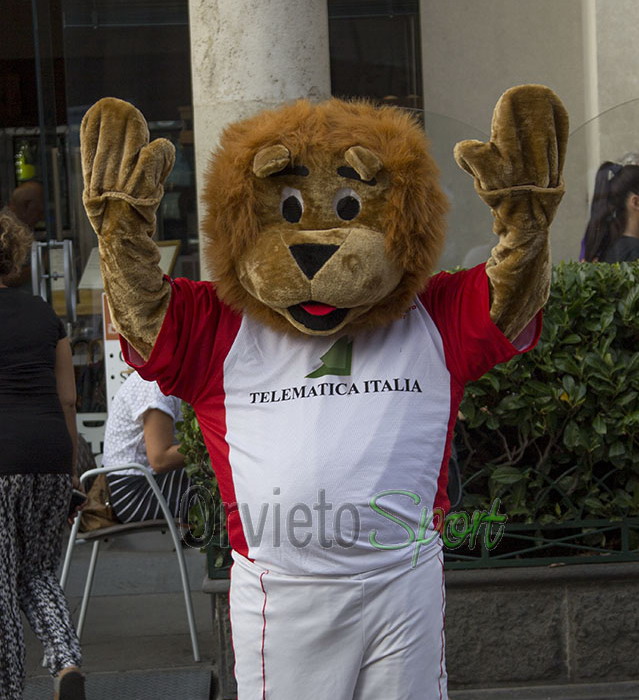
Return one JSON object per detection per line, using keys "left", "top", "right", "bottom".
{"left": 328, "top": 0, "right": 422, "bottom": 112}
{"left": 61, "top": 0, "right": 198, "bottom": 283}
{"left": 0, "top": 0, "right": 195, "bottom": 415}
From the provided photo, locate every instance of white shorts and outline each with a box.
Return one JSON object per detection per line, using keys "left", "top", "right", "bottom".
{"left": 229, "top": 550, "right": 448, "bottom": 700}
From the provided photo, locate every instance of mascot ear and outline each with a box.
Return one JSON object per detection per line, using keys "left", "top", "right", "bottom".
{"left": 345, "top": 146, "right": 383, "bottom": 182}
{"left": 253, "top": 144, "right": 291, "bottom": 178}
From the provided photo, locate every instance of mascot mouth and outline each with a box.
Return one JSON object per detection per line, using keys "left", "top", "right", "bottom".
{"left": 288, "top": 302, "right": 349, "bottom": 331}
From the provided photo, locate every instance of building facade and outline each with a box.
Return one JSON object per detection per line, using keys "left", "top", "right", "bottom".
{"left": 1, "top": 0, "right": 636, "bottom": 411}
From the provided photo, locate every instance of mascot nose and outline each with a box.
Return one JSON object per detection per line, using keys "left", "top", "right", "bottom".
{"left": 289, "top": 243, "right": 339, "bottom": 280}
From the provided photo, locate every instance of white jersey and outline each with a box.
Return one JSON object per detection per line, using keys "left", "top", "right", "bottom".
{"left": 124, "top": 265, "right": 538, "bottom": 574}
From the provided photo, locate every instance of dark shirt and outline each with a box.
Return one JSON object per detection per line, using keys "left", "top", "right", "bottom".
{"left": 601, "top": 236, "right": 639, "bottom": 263}
{"left": 0, "top": 288, "right": 72, "bottom": 474}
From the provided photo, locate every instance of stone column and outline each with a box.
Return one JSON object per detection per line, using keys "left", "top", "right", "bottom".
{"left": 188, "top": 0, "right": 332, "bottom": 278}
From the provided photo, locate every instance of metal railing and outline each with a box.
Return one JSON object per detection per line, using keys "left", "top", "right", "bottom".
{"left": 444, "top": 517, "right": 639, "bottom": 569}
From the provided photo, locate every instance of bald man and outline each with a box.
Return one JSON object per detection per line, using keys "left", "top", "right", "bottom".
{"left": 0, "top": 181, "right": 44, "bottom": 288}
{"left": 7, "top": 180, "right": 44, "bottom": 229}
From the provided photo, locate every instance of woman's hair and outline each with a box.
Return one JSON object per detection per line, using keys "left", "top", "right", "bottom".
{"left": 0, "top": 208, "right": 33, "bottom": 278}
{"left": 583, "top": 161, "right": 639, "bottom": 261}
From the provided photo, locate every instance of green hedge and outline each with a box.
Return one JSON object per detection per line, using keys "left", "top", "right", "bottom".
{"left": 458, "top": 261, "right": 639, "bottom": 524}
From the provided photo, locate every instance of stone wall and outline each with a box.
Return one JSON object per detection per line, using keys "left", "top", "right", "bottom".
{"left": 446, "top": 561, "right": 639, "bottom": 690}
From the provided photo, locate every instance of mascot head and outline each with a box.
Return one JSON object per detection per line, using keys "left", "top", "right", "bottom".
{"left": 202, "top": 98, "right": 448, "bottom": 335}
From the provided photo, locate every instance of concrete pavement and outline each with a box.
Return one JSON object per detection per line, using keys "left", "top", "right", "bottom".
{"left": 22, "top": 530, "right": 639, "bottom": 699}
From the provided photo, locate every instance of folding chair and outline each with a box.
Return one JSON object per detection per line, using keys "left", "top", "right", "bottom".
{"left": 60, "top": 463, "right": 200, "bottom": 662}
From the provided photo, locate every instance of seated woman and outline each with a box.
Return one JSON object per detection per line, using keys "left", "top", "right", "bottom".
{"left": 102, "top": 371, "right": 190, "bottom": 522}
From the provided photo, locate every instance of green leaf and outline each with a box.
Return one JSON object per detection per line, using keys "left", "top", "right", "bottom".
{"left": 490, "top": 466, "right": 527, "bottom": 485}
{"left": 618, "top": 392, "right": 638, "bottom": 407}
{"left": 592, "top": 415, "right": 607, "bottom": 435}
{"left": 563, "top": 420, "right": 580, "bottom": 449}
{"left": 584, "top": 496, "right": 603, "bottom": 512}
{"left": 561, "top": 375, "right": 576, "bottom": 395}
{"left": 609, "top": 442, "right": 626, "bottom": 458}
{"left": 485, "top": 373, "right": 501, "bottom": 392}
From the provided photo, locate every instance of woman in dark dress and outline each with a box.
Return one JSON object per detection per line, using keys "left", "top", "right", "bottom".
{"left": 0, "top": 209, "right": 85, "bottom": 699}
{"left": 582, "top": 162, "right": 639, "bottom": 262}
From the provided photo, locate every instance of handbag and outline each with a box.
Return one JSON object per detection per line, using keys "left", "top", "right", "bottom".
{"left": 79, "top": 473, "right": 120, "bottom": 532}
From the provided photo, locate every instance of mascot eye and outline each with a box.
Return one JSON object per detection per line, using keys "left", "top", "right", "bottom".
{"left": 333, "top": 188, "right": 361, "bottom": 221}
{"left": 280, "top": 187, "right": 304, "bottom": 223}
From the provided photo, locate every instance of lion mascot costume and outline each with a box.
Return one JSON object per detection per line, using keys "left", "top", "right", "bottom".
{"left": 80, "top": 85, "right": 567, "bottom": 698}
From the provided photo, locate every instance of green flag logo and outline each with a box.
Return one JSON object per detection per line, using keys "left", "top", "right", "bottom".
{"left": 306, "top": 336, "right": 353, "bottom": 378}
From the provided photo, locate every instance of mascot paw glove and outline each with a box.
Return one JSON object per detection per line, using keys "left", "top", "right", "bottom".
{"left": 454, "top": 84, "right": 568, "bottom": 235}
{"left": 81, "top": 97, "right": 175, "bottom": 236}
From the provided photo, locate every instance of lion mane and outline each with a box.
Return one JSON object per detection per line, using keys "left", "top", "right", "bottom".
{"left": 201, "top": 98, "right": 448, "bottom": 335}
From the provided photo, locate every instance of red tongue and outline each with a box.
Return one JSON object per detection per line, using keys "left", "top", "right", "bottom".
{"left": 300, "top": 302, "right": 337, "bottom": 317}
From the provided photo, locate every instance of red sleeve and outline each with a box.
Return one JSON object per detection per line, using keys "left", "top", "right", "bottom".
{"left": 418, "top": 264, "right": 542, "bottom": 386}
{"left": 121, "top": 277, "right": 237, "bottom": 405}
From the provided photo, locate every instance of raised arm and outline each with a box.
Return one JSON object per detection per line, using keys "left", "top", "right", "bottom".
{"left": 454, "top": 85, "right": 569, "bottom": 341}
{"left": 80, "top": 98, "right": 176, "bottom": 359}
